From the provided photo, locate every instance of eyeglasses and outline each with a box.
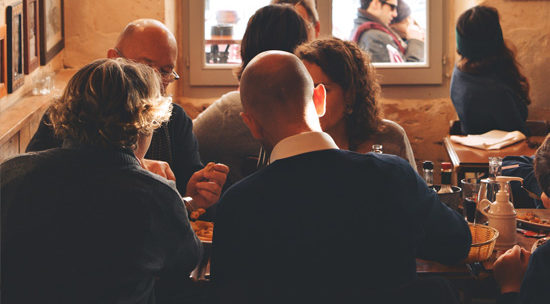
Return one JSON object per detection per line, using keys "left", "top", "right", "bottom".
{"left": 113, "top": 47, "right": 180, "bottom": 81}
{"left": 380, "top": 0, "right": 397, "bottom": 12}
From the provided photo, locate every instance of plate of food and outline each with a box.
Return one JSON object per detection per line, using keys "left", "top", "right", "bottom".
{"left": 517, "top": 209, "right": 550, "bottom": 232}
{"left": 191, "top": 220, "right": 214, "bottom": 243}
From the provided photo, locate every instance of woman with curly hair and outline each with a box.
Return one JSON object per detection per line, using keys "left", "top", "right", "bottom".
{"left": 295, "top": 37, "right": 416, "bottom": 169}
{"left": 451, "top": 5, "right": 530, "bottom": 135}
{"left": 1, "top": 58, "right": 202, "bottom": 304}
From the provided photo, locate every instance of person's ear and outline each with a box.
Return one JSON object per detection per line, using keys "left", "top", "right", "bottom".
{"left": 107, "top": 48, "right": 119, "bottom": 59}
{"left": 312, "top": 84, "right": 326, "bottom": 117}
{"left": 542, "top": 192, "right": 550, "bottom": 209}
{"left": 240, "top": 112, "right": 263, "bottom": 140}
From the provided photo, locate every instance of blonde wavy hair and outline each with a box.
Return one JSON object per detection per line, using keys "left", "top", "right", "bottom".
{"left": 49, "top": 58, "right": 172, "bottom": 150}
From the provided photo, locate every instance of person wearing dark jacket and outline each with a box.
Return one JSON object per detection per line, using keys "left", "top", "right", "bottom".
{"left": 211, "top": 51, "right": 471, "bottom": 303}
{"left": 450, "top": 6, "right": 530, "bottom": 135}
{"left": 351, "top": 0, "right": 424, "bottom": 62}
{"left": 1, "top": 59, "right": 202, "bottom": 304}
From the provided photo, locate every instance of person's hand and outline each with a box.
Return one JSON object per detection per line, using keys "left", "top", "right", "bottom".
{"left": 405, "top": 23, "right": 425, "bottom": 41}
{"left": 186, "top": 162, "right": 229, "bottom": 209}
{"left": 493, "top": 245, "right": 531, "bottom": 294}
{"left": 140, "top": 158, "right": 176, "bottom": 181}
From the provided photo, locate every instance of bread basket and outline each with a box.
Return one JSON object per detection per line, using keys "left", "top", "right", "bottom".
{"left": 463, "top": 223, "right": 499, "bottom": 263}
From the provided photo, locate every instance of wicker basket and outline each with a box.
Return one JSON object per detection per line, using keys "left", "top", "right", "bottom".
{"left": 464, "top": 224, "right": 499, "bottom": 263}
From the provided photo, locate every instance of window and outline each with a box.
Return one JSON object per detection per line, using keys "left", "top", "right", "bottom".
{"left": 188, "top": 0, "right": 442, "bottom": 86}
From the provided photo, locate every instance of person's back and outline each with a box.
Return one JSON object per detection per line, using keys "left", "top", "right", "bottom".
{"left": 1, "top": 147, "right": 200, "bottom": 303}
{"left": 213, "top": 150, "right": 469, "bottom": 302}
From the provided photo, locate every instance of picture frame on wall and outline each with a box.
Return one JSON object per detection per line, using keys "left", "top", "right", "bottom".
{"left": 0, "top": 25, "right": 9, "bottom": 98}
{"left": 7, "top": 2, "right": 25, "bottom": 93}
{"left": 24, "top": 0, "right": 40, "bottom": 74}
{"left": 39, "top": 0, "right": 64, "bottom": 65}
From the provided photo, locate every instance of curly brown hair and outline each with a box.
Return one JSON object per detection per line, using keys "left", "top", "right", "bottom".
{"left": 456, "top": 5, "right": 531, "bottom": 106}
{"left": 295, "top": 38, "right": 382, "bottom": 151}
{"left": 48, "top": 58, "right": 172, "bottom": 150}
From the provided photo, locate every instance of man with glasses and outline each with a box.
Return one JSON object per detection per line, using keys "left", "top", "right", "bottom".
{"left": 352, "top": 0, "right": 424, "bottom": 63}
{"left": 27, "top": 19, "right": 228, "bottom": 209}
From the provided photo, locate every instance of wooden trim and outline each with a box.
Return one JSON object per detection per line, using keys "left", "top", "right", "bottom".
{"left": 0, "top": 25, "right": 8, "bottom": 98}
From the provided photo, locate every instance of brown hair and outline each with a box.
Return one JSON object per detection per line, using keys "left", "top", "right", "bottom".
{"left": 49, "top": 58, "right": 172, "bottom": 150}
{"left": 535, "top": 134, "right": 550, "bottom": 197}
{"left": 271, "top": 0, "right": 319, "bottom": 23}
{"left": 456, "top": 5, "right": 531, "bottom": 106}
{"left": 295, "top": 38, "right": 382, "bottom": 151}
{"left": 236, "top": 4, "right": 309, "bottom": 80}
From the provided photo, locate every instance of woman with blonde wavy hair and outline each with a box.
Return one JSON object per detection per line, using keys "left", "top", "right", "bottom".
{"left": 295, "top": 37, "right": 416, "bottom": 169}
{"left": 1, "top": 58, "right": 202, "bottom": 304}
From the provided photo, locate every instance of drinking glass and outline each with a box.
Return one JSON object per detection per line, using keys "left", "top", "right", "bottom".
{"left": 461, "top": 178, "right": 481, "bottom": 223}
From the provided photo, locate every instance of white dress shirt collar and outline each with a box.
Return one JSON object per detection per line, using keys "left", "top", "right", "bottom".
{"left": 269, "top": 131, "right": 339, "bottom": 164}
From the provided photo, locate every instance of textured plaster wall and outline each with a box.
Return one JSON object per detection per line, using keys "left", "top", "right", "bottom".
{"left": 64, "top": 0, "right": 166, "bottom": 68}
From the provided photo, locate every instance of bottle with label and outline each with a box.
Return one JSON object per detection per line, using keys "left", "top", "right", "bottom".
{"left": 438, "top": 162, "right": 453, "bottom": 194}
{"left": 371, "top": 144, "right": 383, "bottom": 154}
{"left": 423, "top": 161, "right": 434, "bottom": 187}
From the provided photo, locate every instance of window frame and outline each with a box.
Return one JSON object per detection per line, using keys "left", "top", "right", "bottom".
{"left": 188, "top": 0, "right": 443, "bottom": 86}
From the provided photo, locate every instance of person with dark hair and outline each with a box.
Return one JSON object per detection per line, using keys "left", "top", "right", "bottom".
{"left": 271, "top": 0, "right": 320, "bottom": 39}
{"left": 295, "top": 37, "right": 416, "bottom": 169}
{"left": 193, "top": 4, "right": 310, "bottom": 189}
{"left": 351, "top": 0, "right": 424, "bottom": 62}
{"left": 0, "top": 58, "right": 202, "bottom": 304}
{"left": 451, "top": 6, "right": 531, "bottom": 135}
{"left": 25, "top": 19, "right": 229, "bottom": 202}
{"left": 389, "top": 0, "right": 424, "bottom": 41}
{"left": 211, "top": 50, "right": 470, "bottom": 303}
{"left": 493, "top": 134, "right": 550, "bottom": 304}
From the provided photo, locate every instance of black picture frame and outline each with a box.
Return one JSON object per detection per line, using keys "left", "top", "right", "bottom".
{"left": 7, "top": 2, "right": 25, "bottom": 93}
{"left": 24, "top": 0, "right": 40, "bottom": 74}
{"left": 39, "top": 0, "right": 63, "bottom": 65}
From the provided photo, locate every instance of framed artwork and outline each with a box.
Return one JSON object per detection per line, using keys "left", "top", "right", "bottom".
{"left": 7, "top": 2, "right": 25, "bottom": 93}
{"left": 39, "top": 0, "right": 64, "bottom": 65}
{"left": 24, "top": 0, "right": 40, "bottom": 74}
{"left": 0, "top": 25, "right": 8, "bottom": 98}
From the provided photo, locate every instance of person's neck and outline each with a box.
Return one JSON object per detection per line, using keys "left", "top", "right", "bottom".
{"left": 325, "top": 120, "right": 348, "bottom": 150}
{"left": 266, "top": 122, "right": 322, "bottom": 154}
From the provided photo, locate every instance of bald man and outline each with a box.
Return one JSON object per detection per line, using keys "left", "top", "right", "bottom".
{"left": 211, "top": 51, "right": 471, "bottom": 303}
{"left": 27, "top": 19, "right": 228, "bottom": 210}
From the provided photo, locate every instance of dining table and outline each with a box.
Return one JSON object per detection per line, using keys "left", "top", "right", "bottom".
{"left": 444, "top": 137, "right": 540, "bottom": 185}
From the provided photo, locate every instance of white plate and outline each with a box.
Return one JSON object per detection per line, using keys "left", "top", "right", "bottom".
{"left": 516, "top": 209, "right": 550, "bottom": 232}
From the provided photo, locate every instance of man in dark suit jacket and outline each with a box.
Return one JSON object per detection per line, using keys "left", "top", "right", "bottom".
{"left": 211, "top": 50, "right": 471, "bottom": 303}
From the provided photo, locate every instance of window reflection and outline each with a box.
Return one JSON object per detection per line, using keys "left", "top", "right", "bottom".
{"left": 204, "top": 0, "right": 270, "bottom": 65}
{"left": 332, "top": 0, "right": 427, "bottom": 64}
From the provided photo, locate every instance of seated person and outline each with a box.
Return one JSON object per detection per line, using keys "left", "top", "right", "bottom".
{"left": 0, "top": 59, "right": 217, "bottom": 303}
{"left": 271, "top": 0, "right": 320, "bottom": 39}
{"left": 193, "top": 4, "right": 310, "bottom": 188}
{"left": 451, "top": 6, "right": 530, "bottom": 135}
{"left": 295, "top": 37, "right": 417, "bottom": 169}
{"left": 211, "top": 50, "right": 471, "bottom": 303}
{"left": 493, "top": 134, "right": 550, "bottom": 304}
{"left": 352, "top": 0, "right": 424, "bottom": 63}
{"left": 389, "top": 0, "right": 424, "bottom": 42}
{"left": 502, "top": 155, "right": 543, "bottom": 209}
{"left": 25, "top": 19, "right": 228, "bottom": 196}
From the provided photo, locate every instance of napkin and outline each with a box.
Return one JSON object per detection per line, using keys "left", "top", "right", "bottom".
{"left": 450, "top": 130, "right": 526, "bottom": 150}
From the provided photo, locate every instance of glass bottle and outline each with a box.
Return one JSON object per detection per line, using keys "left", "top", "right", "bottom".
{"left": 423, "top": 161, "right": 434, "bottom": 187}
{"left": 372, "top": 144, "right": 383, "bottom": 154}
{"left": 438, "top": 162, "right": 453, "bottom": 194}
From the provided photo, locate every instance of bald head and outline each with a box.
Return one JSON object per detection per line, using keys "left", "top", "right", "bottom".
{"left": 241, "top": 51, "right": 314, "bottom": 124}
{"left": 108, "top": 19, "right": 178, "bottom": 90}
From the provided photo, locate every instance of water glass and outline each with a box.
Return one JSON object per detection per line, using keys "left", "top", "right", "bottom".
{"left": 461, "top": 178, "right": 481, "bottom": 222}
